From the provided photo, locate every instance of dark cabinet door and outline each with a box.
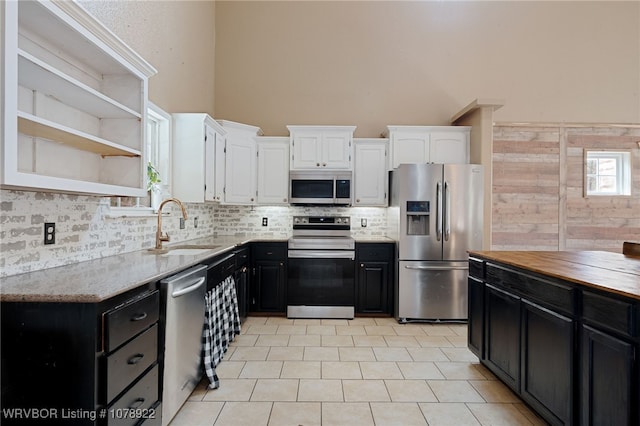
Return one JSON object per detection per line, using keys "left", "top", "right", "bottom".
{"left": 484, "top": 284, "right": 521, "bottom": 391}
{"left": 467, "top": 276, "right": 484, "bottom": 359}
{"left": 581, "top": 325, "right": 636, "bottom": 426}
{"left": 250, "top": 242, "right": 287, "bottom": 313}
{"left": 357, "top": 261, "right": 389, "bottom": 314}
{"left": 253, "top": 260, "right": 286, "bottom": 312}
{"left": 521, "top": 301, "right": 573, "bottom": 425}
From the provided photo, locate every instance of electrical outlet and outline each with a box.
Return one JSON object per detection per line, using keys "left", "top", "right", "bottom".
{"left": 179, "top": 218, "right": 185, "bottom": 229}
{"left": 361, "top": 218, "right": 367, "bottom": 227}
{"left": 194, "top": 217, "right": 198, "bottom": 228}
{"left": 44, "top": 222, "right": 55, "bottom": 245}
{"left": 262, "top": 217, "right": 268, "bottom": 226}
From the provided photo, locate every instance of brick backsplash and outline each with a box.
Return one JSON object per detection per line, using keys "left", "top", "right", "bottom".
{"left": 0, "top": 190, "right": 217, "bottom": 277}
{"left": 0, "top": 189, "right": 390, "bottom": 277}
{"left": 212, "top": 205, "right": 389, "bottom": 239}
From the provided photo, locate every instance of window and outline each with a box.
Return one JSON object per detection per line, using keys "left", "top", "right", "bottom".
{"left": 585, "top": 150, "right": 631, "bottom": 196}
{"left": 110, "top": 102, "right": 172, "bottom": 213}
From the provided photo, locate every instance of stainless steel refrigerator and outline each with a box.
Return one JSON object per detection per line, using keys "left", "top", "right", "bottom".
{"left": 389, "top": 163, "right": 484, "bottom": 322}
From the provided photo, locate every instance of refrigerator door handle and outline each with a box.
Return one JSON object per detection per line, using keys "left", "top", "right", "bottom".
{"left": 436, "top": 181, "right": 443, "bottom": 241}
{"left": 444, "top": 181, "right": 451, "bottom": 241}
{"left": 404, "top": 265, "right": 469, "bottom": 271}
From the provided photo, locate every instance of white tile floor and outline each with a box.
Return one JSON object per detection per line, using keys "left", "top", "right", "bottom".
{"left": 170, "top": 316, "right": 548, "bottom": 426}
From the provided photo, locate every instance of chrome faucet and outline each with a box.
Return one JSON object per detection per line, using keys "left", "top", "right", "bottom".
{"left": 155, "top": 198, "right": 188, "bottom": 249}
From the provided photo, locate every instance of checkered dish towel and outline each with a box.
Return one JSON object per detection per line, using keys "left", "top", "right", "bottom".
{"left": 202, "top": 275, "right": 241, "bottom": 389}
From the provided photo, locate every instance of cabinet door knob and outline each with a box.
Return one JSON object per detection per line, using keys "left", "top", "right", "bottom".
{"left": 356, "top": 199, "right": 360, "bottom": 203}
{"left": 323, "top": 163, "right": 327, "bottom": 167}
{"left": 283, "top": 198, "right": 287, "bottom": 202}
{"left": 360, "top": 263, "right": 364, "bottom": 267}
{"left": 316, "top": 163, "right": 320, "bottom": 167}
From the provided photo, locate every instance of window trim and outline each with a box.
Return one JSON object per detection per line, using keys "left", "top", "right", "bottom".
{"left": 584, "top": 149, "right": 632, "bottom": 197}
{"left": 108, "top": 102, "right": 172, "bottom": 216}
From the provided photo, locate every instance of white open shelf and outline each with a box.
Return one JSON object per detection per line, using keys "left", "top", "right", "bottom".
{"left": 18, "top": 50, "right": 142, "bottom": 120}
{"left": 2, "top": 0, "right": 156, "bottom": 196}
{"left": 18, "top": 112, "right": 142, "bottom": 158}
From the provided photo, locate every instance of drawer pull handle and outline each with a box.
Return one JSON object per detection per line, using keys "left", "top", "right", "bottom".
{"left": 128, "top": 398, "right": 145, "bottom": 409}
{"left": 131, "top": 312, "right": 148, "bottom": 322}
{"left": 127, "top": 353, "right": 145, "bottom": 365}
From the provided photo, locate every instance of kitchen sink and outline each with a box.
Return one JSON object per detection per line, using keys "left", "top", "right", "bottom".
{"left": 147, "top": 244, "right": 221, "bottom": 255}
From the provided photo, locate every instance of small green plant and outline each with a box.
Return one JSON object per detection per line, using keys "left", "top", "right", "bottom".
{"left": 146, "top": 162, "right": 161, "bottom": 191}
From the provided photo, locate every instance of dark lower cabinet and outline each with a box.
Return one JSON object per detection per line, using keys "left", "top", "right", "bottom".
{"left": 581, "top": 325, "right": 635, "bottom": 426}
{"left": 355, "top": 242, "right": 394, "bottom": 315}
{"left": 1, "top": 284, "right": 161, "bottom": 426}
{"left": 521, "top": 301, "right": 573, "bottom": 425}
{"left": 251, "top": 242, "right": 287, "bottom": 313}
{"left": 357, "top": 261, "right": 389, "bottom": 314}
{"left": 484, "top": 283, "right": 521, "bottom": 391}
{"left": 470, "top": 256, "right": 640, "bottom": 426}
{"left": 467, "top": 276, "right": 484, "bottom": 358}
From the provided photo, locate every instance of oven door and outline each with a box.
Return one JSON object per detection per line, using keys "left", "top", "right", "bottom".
{"left": 287, "top": 250, "right": 355, "bottom": 310}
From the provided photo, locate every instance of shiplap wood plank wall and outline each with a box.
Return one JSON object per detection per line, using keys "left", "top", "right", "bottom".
{"left": 492, "top": 124, "right": 640, "bottom": 253}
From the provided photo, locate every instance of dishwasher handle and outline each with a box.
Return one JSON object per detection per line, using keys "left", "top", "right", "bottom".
{"left": 171, "top": 277, "right": 206, "bottom": 298}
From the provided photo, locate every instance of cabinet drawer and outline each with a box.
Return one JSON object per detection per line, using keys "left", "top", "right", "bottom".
{"left": 108, "top": 364, "right": 159, "bottom": 426}
{"left": 252, "top": 243, "right": 286, "bottom": 260}
{"left": 207, "top": 254, "right": 236, "bottom": 290}
{"left": 105, "top": 324, "right": 158, "bottom": 404}
{"left": 468, "top": 257, "right": 484, "bottom": 280}
{"left": 582, "top": 291, "right": 637, "bottom": 338}
{"left": 356, "top": 243, "right": 394, "bottom": 262}
{"left": 486, "top": 263, "right": 575, "bottom": 316}
{"left": 104, "top": 291, "right": 159, "bottom": 352}
{"left": 234, "top": 246, "right": 250, "bottom": 268}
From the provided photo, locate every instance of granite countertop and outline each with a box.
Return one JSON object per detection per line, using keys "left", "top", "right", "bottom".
{"left": 469, "top": 250, "right": 640, "bottom": 300}
{"left": 0, "top": 235, "right": 285, "bottom": 303}
{"left": 1, "top": 234, "right": 395, "bottom": 304}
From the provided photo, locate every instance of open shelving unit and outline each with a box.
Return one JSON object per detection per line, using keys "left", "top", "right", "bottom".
{"left": 2, "top": 1, "right": 156, "bottom": 196}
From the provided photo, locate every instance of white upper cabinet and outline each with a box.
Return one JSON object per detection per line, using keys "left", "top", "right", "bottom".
{"left": 219, "top": 120, "right": 262, "bottom": 205}
{"left": 288, "top": 125, "right": 356, "bottom": 170}
{"left": 385, "top": 126, "right": 470, "bottom": 169}
{"left": 256, "top": 137, "right": 290, "bottom": 205}
{"left": 172, "top": 113, "right": 226, "bottom": 203}
{"left": 1, "top": 1, "right": 156, "bottom": 196}
{"left": 353, "top": 138, "right": 389, "bottom": 207}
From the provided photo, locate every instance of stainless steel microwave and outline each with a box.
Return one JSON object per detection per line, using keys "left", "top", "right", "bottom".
{"left": 290, "top": 171, "right": 352, "bottom": 205}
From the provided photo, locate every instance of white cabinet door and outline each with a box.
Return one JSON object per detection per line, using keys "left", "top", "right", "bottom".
{"left": 220, "top": 120, "right": 262, "bottom": 205}
{"left": 354, "top": 138, "right": 388, "bottom": 207}
{"left": 213, "top": 132, "right": 226, "bottom": 202}
{"left": 204, "top": 125, "right": 225, "bottom": 202}
{"left": 173, "top": 114, "right": 226, "bottom": 203}
{"left": 429, "top": 130, "right": 470, "bottom": 164}
{"left": 390, "top": 132, "right": 429, "bottom": 169}
{"left": 288, "top": 126, "right": 356, "bottom": 170}
{"left": 224, "top": 135, "right": 256, "bottom": 204}
{"left": 291, "top": 133, "right": 323, "bottom": 169}
{"left": 387, "top": 126, "right": 471, "bottom": 169}
{"left": 257, "top": 137, "right": 289, "bottom": 205}
{"left": 321, "top": 131, "right": 352, "bottom": 169}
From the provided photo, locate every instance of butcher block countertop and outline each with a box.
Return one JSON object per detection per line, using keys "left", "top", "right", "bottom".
{"left": 468, "top": 250, "right": 640, "bottom": 301}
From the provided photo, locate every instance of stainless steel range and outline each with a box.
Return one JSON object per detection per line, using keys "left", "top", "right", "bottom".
{"left": 287, "top": 216, "right": 355, "bottom": 319}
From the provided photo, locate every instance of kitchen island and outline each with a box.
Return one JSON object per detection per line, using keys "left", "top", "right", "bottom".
{"left": 468, "top": 250, "right": 640, "bottom": 426}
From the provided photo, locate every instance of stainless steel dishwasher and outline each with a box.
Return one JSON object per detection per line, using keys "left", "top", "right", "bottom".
{"left": 160, "top": 264, "right": 207, "bottom": 426}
